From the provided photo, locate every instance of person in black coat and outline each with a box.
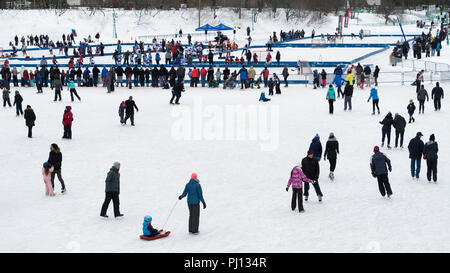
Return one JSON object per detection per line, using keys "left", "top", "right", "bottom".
{"left": 24, "top": 105, "right": 36, "bottom": 138}
{"left": 151, "top": 66, "right": 159, "bottom": 87}
{"left": 301, "top": 151, "right": 323, "bottom": 202}
{"left": 13, "top": 91, "right": 23, "bottom": 116}
{"left": 370, "top": 146, "right": 393, "bottom": 198}
{"left": 47, "top": 143, "right": 66, "bottom": 193}
{"left": 115, "top": 65, "right": 124, "bottom": 87}
{"left": 92, "top": 65, "right": 100, "bottom": 87}
{"left": 379, "top": 112, "right": 393, "bottom": 149}
{"left": 123, "top": 96, "right": 139, "bottom": 126}
{"left": 323, "top": 133, "right": 339, "bottom": 181}
{"left": 145, "top": 67, "right": 150, "bottom": 87}
{"left": 169, "top": 66, "right": 177, "bottom": 87}
{"left": 132, "top": 66, "right": 140, "bottom": 87}
{"left": 431, "top": 82, "right": 444, "bottom": 111}
{"left": 170, "top": 80, "right": 184, "bottom": 104}
{"left": 392, "top": 113, "right": 406, "bottom": 148}
{"left": 423, "top": 134, "right": 438, "bottom": 183}
{"left": 408, "top": 132, "right": 424, "bottom": 179}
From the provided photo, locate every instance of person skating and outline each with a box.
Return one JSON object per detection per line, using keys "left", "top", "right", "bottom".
{"left": 100, "top": 162, "right": 123, "bottom": 218}
{"left": 423, "top": 134, "right": 438, "bottom": 183}
{"left": 13, "top": 91, "right": 23, "bottom": 116}
{"left": 123, "top": 96, "right": 139, "bottom": 126}
{"left": 170, "top": 80, "right": 184, "bottom": 105}
{"left": 42, "top": 162, "right": 56, "bottom": 197}
{"left": 286, "top": 164, "right": 316, "bottom": 213}
{"left": 142, "top": 215, "right": 161, "bottom": 237}
{"left": 47, "top": 143, "right": 66, "bottom": 193}
{"left": 301, "top": 151, "right": 323, "bottom": 202}
{"left": 308, "top": 134, "right": 322, "bottom": 162}
{"left": 178, "top": 173, "right": 206, "bottom": 234}
{"left": 368, "top": 87, "right": 380, "bottom": 115}
{"left": 417, "top": 85, "right": 429, "bottom": 114}
{"left": 326, "top": 85, "right": 336, "bottom": 114}
{"left": 392, "top": 113, "right": 406, "bottom": 149}
{"left": 118, "top": 101, "right": 126, "bottom": 125}
{"left": 2, "top": 88, "right": 11, "bottom": 107}
{"left": 343, "top": 82, "right": 353, "bottom": 111}
{"left": 431, "top": 82, "right": 444, "bottom": 111}
{"left": 324, "top": 132, "right": 339, "bottom": 181}
{"left": 408, "top": 132, "right": 424, "bottom": 180}
{"left": 407, "top": 99, "right": 416, "bottom": 123}
{"left": 68, "top": 79, "right": 81, "bottom": 102}
{"left": 62, "top": 106, "right": 73, "bottom": 139}
{"left": 370, "top": 146, "right": 393, "bottom": 198}
{"left": 282, "top": 66, "right": 289, "bottom": 87}
{"left": 24, "top": 105, "right": 36, "bottom": 138}
{"left": 53, "top": 78, "right": 63, "bottom": 101}
{"left": 332, "top": 73, "right": 344, "bottom": 98}
{"left": 379, "top": 112, "right": 393, "bottom": 149}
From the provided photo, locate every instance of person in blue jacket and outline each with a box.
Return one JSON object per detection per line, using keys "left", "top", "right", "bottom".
{"left": 178, "top": 173, "right": 206, "bottom": 234}
{"left": 332, "top": 74, "right": 344, "bottom": 98}
{"left": 142, "top": 215, "right": 161, "bottom": 237}
{"left": 101, "top": 66, "right": 108, "bottom": 87}
{"left": 238, "top": 65, "right": 248, "bottom": 89}
{"left": 259, "top": 91, "right": 270, "bottom": 102}
{"left": 309, "top": 134, "right": 323, "bottom": 162}
{"left": 368, "top": 87, "right": 380, "bottom": 115}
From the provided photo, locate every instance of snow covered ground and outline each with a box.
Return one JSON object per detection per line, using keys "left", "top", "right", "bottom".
{"left": 1, "top": 82, "right": 449, "bottom": 253}
{"left": 1, "top": 8, "right": 449, "bottom": 253}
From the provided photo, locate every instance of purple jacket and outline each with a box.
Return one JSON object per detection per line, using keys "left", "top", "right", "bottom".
{"left": 287, "top": 166, "right": 314, "bottom": 189}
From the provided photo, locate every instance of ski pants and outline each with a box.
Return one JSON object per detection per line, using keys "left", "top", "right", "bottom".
{"left": 15, "top": 102, "right": 23, "bottom": 115}
{"left": 337, "top": 86, "right": 343, "bottom": 98}
{"left": 54, "top": 89, "right": 61, "bottom": 101}
{"left": 382, "top": 129, "right": 391, "bottom": 146}
{"left": 376, "top": 174, "right": 392, "bottom": 197}
{"left": 434, "top": 99, "right": 441, "bottom": 110}
{"left": 27, "top": 125, "right": 33, "bottom": 138}
{"left": 328, "top": 157, "right": 337, "bottom": 172}
{"left": 395, "top": 130, "right": 404, "bottom": 147}
{"left": 70, "top": 88, "right": 81, "bottom": 101}
{"left": 124, "top": 112, "right": 135, "bottom": 125}
{"left": 344, "top": 96, "right": 352, "bottom": 110}
{"left": 426, "top": 158, "right": 437, "bottom": 182}
{"left": 410, "top": 158, "right": 421, "bottom": 178}
{"left": 51, "top": 169, "right": 66, "bottom": 190}
{"left": 3, "top": 97, "right": 11, "bottom": 107}
{"left": 419, "top": 100, "right": 425, "bottom": 113}
{"left": 63, "top": 125, "right": 72, "bottom": 139}
{"left": 188, "top": 204, "right": 200, "bottom": 233}
{"left": 291, "top": 188, "right": 304, "bottom": 212}
{"left": 303, "top": 180, "right": 322, "bottom": 197}
{"left": 100, "top": 192, "right": 120, "bottom": 217}
{"left": 372, "top": 99, "right": 380, "bottom": 113}
{"left": 328, "top": 100, "right": 334, "bottom": 114}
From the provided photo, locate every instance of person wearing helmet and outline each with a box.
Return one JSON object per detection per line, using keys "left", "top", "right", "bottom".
{"left": 370, "top": 146, "right": 393, "bottom": 198}
{"left": 142, "top": 216, "right": 161, "bottom": 237}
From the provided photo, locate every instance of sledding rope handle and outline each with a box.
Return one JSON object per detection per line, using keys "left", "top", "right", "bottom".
{"left": 161, "top": 199, "right": 179, "bottom": 230}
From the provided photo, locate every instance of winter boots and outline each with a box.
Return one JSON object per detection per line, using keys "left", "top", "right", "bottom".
{"left": 329, "top": 172, "right": 335, "bottom": 181}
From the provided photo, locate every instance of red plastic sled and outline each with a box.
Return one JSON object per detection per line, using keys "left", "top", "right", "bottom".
{"left": 140, "top": 230, "right": 171, "bottom": 241}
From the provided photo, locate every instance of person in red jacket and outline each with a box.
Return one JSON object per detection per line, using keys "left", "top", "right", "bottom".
{"left": 191, "top": 66, "right": 199, "bottom": 87}
{"left": 262, "top": 67, "right": 270, "bottom": 87}
{"left": 23, "top": 70, "right": 30, "bottom": 87}
{"left": 200, "top": 67, "right": 207, "bottom": 87}
{"left": 62, "top": 106, "right": 73, "bottom": 139}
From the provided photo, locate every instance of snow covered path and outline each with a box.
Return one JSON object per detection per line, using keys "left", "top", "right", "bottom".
{"left": 1, "top": 83, "right": 449, "bottom": 252}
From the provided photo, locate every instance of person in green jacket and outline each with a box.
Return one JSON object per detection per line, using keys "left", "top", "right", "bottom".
{"left": 326, "top": 85, "right": 336, "bottom": 114}
{"left": 423, "top": 134, "right": 438, "bottom": 183}
{"left": 178, "top": 173, "right": 206, "bottom": 234}
{"left": 68, "top": 79, "right": 81, "bottom": 102}
{"left": 100, "top": 162, "right": 123, "bottom": 218}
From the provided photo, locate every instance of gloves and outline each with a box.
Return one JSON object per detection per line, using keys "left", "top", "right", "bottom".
{"left": 371, "top": 172, "right": 377, "bottom": 178}
{"left": 389, "top": 167, "right": 392, "bottom": 172}
{"left": 178, "top": 196, "right": 182, "bottom": 200}
{"left": 286, "top": 187, "right": 289, "bottom": 192}
{"left": 203, "top": 203, "right": 207, "bottom": 209}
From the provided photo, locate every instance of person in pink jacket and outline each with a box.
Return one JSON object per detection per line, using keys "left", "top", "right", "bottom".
{"left": 42, "top": 162, "right": 56, "bottom": 197}
{"left": 286, "top": 165, "right": 315, "bottom": 213}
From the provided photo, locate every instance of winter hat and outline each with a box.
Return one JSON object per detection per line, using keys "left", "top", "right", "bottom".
{"left": 373, "top": 146, "right": 380, "bottom": 152}
{"left": 43, "top": 162, "right": 50, "bottom": 168}
{"left": 121, "top": 101, "right": 126, "bottom": 105}
{"left": 417, "top": 132, "right": 423, "bottom": 137}
{"left": 329, "top": 132, "right": 335, "bottom": 138}
{"left": 430, "top": 134, "right": 435, "bottom": 141}
{"left": 191, "top": 173, "right": 198, "bottom": 180}
{"left": 307, "top": 150, "right": 314, "bottom": 156}
{"left": 66, "top": 106, "right": 71, "bottom": 110}
{"left": 144, "top": 215, "right": 152, "bottom": 222}
{"left": 113, "top": 162, "right": 120, "bottom": 168}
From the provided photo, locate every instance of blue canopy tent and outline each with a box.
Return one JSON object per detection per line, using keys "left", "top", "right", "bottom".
{"left": 214, "top": 24, "right": 233, "bottom": 31}
{"left": 195, "top": 24, "right": 218, "bottom": 42}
